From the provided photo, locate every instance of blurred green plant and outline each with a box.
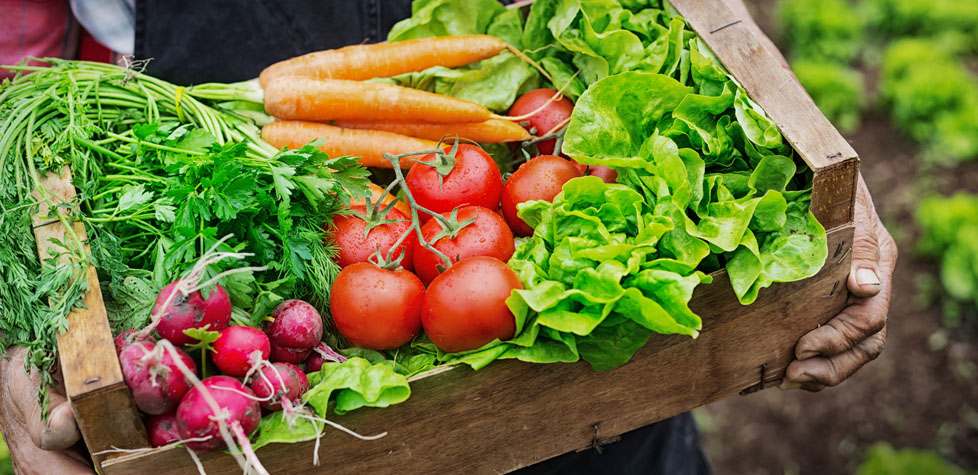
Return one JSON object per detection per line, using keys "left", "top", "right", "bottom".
{"left": 776, "top": 0, "right": 865, "bottom": 62}
{"left": 863, "top": 0, "right": 978, "bottom": 49}
{"left": 915, "top": 193, "right": 978, "bottom": 326}
{"left": 775, "top": 0, "right": 866, "bottom": 132}
{"left": 0, "top": 433, "right": 13, "bottom": 475}
{"left": 856, "top": 442, "right": 971, "bottom": 475}
{"left": 791, "top": 59, "right": 864, "bottom": 133}
{"left": 880, "top": 38, "right": 978, "bottom": 164}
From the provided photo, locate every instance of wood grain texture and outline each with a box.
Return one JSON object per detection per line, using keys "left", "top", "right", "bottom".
{"left": 33, "top": 168, "right": 149, "bottom": 464}
{"left": 102, "top": 227, "right": 853, "bottom": 475}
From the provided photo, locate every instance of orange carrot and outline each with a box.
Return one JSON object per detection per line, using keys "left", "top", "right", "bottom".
{"left": 259, "top": 35, "right": 507, "bottom": 88}
{"left": 349, "top": 182, "right": 412, "bottom": 217}
{"left": 261, "top": 120, "right": 440, "bottom": 168}
{"left": 332, "top": 119, "right": 531, "bottom": 143}
{"left": 263, "top": 77, "right": 492, "bottom": 123}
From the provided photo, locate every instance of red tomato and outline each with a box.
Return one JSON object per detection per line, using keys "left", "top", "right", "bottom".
{"left": 508, "top": 88, "right": 574, "bottom": 156}
{"left": 405, "top": 144, "right": 502, "bottom": 221}
{"left": 330, "top": 263, "right": 424, "bottom": 350}
{"left": 501, "top": 155, "right": 582, "bottom": 236}
{"left": 413, "top": 206, "right": 515, "bottom": 285}
{"left": 332, "top": 205, "right": 416, "bottom": 271}
{"left": 422, "top": 257, "right": 522, "bottom": 353}
{"left": 572, "top": 161, "right": 618, "bottom": 183}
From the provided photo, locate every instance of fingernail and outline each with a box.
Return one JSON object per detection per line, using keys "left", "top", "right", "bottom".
{"left": 798, "top": 350, "right": 817, "bottom": 360}
{"left": 856, "top": 268, "right": 881, "bottom": 286}
{"left": 795, "top": 372, "right": 814, "bottom": 383}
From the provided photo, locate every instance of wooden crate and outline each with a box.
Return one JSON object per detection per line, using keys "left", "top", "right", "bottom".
{"left": 34, "top": 0, "right": 859, "bottom": 473}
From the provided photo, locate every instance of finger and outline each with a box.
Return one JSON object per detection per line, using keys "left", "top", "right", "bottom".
{"left": 847, "top": 178, "right": 884, "bottom": 298}
{"left": 794, "top": 290, "right": 889, "bottom": 359}
{"left": 781, "top": 327, "right": 886, "bottom": 391}
{"left": 8, "top": 428, "right": 93, "bottom": 475}
{"left": 28, "top": 396, "right": 81, "bottom": 451}
{"left": 8, "top": 362, "right": 81, "bottom": 451}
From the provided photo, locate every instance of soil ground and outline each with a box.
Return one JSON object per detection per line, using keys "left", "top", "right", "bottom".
{"left": 698, "top": 3, "right": 978, "bottom": 474}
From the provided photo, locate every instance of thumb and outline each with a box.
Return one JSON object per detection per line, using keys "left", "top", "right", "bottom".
{"left": 848, "top": 229, "right": 882, "bottom": 299}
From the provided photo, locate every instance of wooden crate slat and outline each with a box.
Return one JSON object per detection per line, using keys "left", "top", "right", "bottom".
{"left": 32, "top": 168, "right": 149, "bottom": 463}
{"left": 102, "top": 226, "right": 853, "bottom": 475}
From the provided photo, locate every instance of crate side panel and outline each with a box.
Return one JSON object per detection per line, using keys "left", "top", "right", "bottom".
{"left": 102, "top": 226, "right": 852, "bottom": 475}
{"left": 34, "top": 170, "right": 150, "bottom": 460}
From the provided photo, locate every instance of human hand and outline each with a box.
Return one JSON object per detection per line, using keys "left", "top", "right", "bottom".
{"left": 780, "top": 176, "right": 897, "bottom": 391}
{"left": 0, "top": 346, "right": 93, "bottom": 474}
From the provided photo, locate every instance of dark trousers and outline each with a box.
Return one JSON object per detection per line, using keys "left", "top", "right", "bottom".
{"left": 518, "top": 413, "right": 712, "bottom": 475}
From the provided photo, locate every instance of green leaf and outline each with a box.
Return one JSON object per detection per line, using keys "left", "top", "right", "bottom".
{"left": 117, "top": 185, "right": 153, "bottom": 212}
{"left": 387, "top": 0, "right": 506, "bottom": 41}
{"left": 252, "top": 410, "right": 323, "bottom": 450}
{"left": 303, "top": 357, "right": 411, "bottom": 416}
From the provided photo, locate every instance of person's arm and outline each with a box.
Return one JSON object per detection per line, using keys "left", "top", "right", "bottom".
{"left": 0, "top": 347, "right": 93, "bottom": 474}
{"left": 721, "top": 0, "right": 897, "bottom": 391}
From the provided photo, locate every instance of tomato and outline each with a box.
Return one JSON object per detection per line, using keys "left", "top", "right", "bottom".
{"left": 413, "top": 206, "right": 515, "bottom": 285}
{"left": 349, "top": 182, "right": 411, "bottom": 217}
{"left": 422, "top": 256, "right": 522, "bottom": 353}
{"left": 330, "top": 263, "right": 425, "bottom": 350}
{"left": 332, "top": 205, "right": 416, "bottom": 270}
{"left": 501, "top": 155, "right": 582, "bottom": 236}
{"left": 572, "top": 161, "right": 618, "bottom": 184}
{"left": 508, "top": 88, "right": 574, "bottom": 156}
{"left": 405, "top": 144, "right": 502, "bottom": 221}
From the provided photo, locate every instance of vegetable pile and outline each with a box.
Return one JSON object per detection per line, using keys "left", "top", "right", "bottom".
{"left": 0, "top": 0, "right": 832, "bottom": 469}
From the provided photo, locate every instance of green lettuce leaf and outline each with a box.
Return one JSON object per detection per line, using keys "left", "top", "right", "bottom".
{"left": 303, "top": 357, "right": 411, "bottom": 416}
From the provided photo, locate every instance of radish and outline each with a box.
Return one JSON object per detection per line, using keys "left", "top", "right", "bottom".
{"left": 249, "top": 362, "right": 309, "bottom": 411}
{"left": 305, "top": 342, "right": 347, "bottom": 373}
{"left": 264, "top": 300, "right": 324, "bottom": 364}
{"left": 176, "top": 375, "right": 261, "bottom": 453}
{"left": 114, "top": 329, "right": 154, "bottom": 354}
{"left": 119, "top": 341, "right": 196, "bottom": 415}
{"left": 146, "top": 412, "right": 181, "bottom": 447}
{"left": 151, "top": 281, "right": 231, "bottom": 346}
{"left": 212, "top": 326, "right": 270, "bottom": 377}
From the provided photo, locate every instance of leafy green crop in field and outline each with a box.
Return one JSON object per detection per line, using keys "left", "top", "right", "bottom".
{"left": 916, "top": 193, "right": 978, "bottom": 325}
{"left": 777, "top": 0, "right": 865, "bottom": 62}
{"left": 792, "top": 59, "right": 865, "bottom": 133}
{"left": 856, "top": 442, "right": 971, "bottom": 475}
{"left": 880, "top": 38, "right": 978, "bottom": 164}
{"left": 864, "top": 0, "right": 978, "bottom": 49}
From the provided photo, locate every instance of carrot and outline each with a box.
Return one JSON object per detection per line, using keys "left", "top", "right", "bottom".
{"left": 263, "top": 77, "right": 492, "bottom": 123}
{"left": 350, "top": 182, "right": 412, "bottom": 217}
{"left": 261, "top": 120, "right": 440, "bottom": 168}
{"left": 332, "top": 119, "right": 531, "bottom": 143}
{"left": 259, "top": 35, "right": 507, "bottom": 88}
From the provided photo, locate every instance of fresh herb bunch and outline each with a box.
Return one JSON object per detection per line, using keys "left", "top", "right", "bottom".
{"left": 0, "top": 59, "right": 367, "bottom": 415}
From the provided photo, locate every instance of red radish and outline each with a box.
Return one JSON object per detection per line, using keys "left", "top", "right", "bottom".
{"left": 572, "top": 161, "right": 618, "bottom": 183}
{"left": 508, "top": 89, "right": 574, "bottom": 156}
{"left": 305, "top": 342, "right": 347, "bottom": 373}
{"left": 249, "top": 362, "right": 309, "bottom": 411}
{"left": 501, "top": 155, "right": 582, "bottom": 236}
{"left": 115, "top": 329, "right": 154, "bottom": 354}
{"left": 146, "top": 412, "right": 181, "bottom": 447}
{"left": 264, "top": 300, "right": 324, "bottom": 364}
{"left": 176, "top": 375, "right": 261, "bottom": 452}
{"left": 152, "top": 281, "right": 231, "bottom": 346}
{"left": 212, "top": 326, "right": 271, "bottom": 377}
{"left": 119, "top": 341, "right": 196, "bottom": 415}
